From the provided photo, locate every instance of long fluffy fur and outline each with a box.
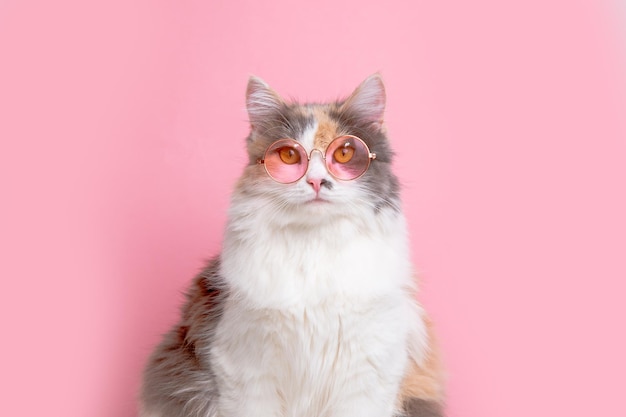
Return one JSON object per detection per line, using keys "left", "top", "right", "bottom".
{"left": 140, "top": 75, "right": 445, "bottom": 417}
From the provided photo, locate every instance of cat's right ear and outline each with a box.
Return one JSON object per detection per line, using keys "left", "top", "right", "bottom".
{"left": 246, "top": 76, "right": 284, "bottom": 131}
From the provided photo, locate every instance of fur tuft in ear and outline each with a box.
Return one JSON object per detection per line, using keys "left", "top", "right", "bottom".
{"left": 340, "top": 74, "right": 386, "bottom": 128}
{"left": 246, "top": 76, "right": 284, "bottom": 130}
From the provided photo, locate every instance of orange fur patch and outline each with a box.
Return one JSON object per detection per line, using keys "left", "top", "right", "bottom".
{"left": 311, "top": 106, "right": 340, "bottom": 150}
{"left": 398, "top": 318, "right": 446, "bottom": 404}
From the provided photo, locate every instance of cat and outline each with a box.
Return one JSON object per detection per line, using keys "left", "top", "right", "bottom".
{"left": 140, "top": 74, "right": 445, "bottom": 417}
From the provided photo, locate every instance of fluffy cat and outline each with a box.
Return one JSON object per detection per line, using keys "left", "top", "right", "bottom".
{"left": 140, "top": 74, "right": 445, "bottom": 417}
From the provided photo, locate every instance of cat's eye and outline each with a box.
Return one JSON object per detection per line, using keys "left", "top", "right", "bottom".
{"left": 333, "top": 145, "right": 355, "bottom": 164}
{"left": 257, "top": 135, "right": 376, "bottom": 183}
{"left": 278, "top": 147, "right": 301, "bottom": 165}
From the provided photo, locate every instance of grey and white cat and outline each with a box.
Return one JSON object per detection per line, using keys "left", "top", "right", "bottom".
{"left": 140, "top": 75, "right": 445, "bottom": 417}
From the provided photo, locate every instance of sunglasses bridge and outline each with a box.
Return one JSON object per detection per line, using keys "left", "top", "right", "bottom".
{"left": 304, "top": 148, "right": 324, "bottom": 161}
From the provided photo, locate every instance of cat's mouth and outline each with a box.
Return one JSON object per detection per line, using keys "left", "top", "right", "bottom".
{"left": 307, "top": 196, "right": 330, "bottom": 204}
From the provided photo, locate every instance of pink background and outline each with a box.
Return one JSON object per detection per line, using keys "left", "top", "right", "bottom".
{"left": 1, "top": 1, "right": 625, "bottom": 416}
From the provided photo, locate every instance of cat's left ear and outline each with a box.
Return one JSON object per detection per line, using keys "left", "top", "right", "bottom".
{"left": 340, "top": 73, "right": 386, "bottom": 129}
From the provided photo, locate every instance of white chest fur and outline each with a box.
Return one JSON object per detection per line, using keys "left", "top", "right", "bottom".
{"left": 213, "top": 208, "right": 421, "bottom": 417}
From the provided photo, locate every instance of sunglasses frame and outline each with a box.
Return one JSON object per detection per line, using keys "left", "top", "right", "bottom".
{"left": 256, "top": 135, "right": 377, "bottom": 184}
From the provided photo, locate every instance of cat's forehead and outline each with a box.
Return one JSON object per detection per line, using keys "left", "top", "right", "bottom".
{"left": 249, "top": 100, "right": 379, "bottom": 159}
{"left": 309, "top": 105, "right": 342, "bottom": 150}
{"left": 282, "top": 103, "right": 345, "bottom": 150}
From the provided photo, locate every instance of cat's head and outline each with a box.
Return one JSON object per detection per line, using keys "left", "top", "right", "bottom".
{"left": 232, "top": 74, "right": 400, "bottom": 228}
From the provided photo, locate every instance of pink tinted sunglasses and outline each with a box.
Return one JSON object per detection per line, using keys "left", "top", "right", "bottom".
{"left": 257, "top": 135, "right": 377, "bottom": 184}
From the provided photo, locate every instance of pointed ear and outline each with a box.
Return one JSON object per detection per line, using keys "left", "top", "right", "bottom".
{"left": 340, "top": 73, "right": 386, "bottom": 128}
{"left": 246, "top": 76, "right": 284, "bottom": 129}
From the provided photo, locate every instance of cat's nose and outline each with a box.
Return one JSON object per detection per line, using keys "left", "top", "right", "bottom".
{"left": 307, "top": 178, "right": 328, "bottom": 194}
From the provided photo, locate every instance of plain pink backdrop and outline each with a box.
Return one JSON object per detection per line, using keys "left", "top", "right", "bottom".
{"left": 1, "top": 1, "right": 625, "bottom": 416}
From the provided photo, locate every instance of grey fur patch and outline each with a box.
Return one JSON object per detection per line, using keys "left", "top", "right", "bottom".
{"left": 246, "top": 103, "right": 316, "bottom": 165}
{"left": 140, "top": 257, "right": 227, "bottom": 417}
{"left": 401, "top": 398, "right": 445, "bottom": 417}
{"left": 320, "top": 178, "right": 333, "bottom": 190}
{"left": 328, "top": 104, "right": 401, "bottom": 213}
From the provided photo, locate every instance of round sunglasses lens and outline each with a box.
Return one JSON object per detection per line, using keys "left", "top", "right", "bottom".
{"left": 263, "top": 139, "right": 308, "bottom": 183}
{"left": 326, "top": 136, "right": 371, "bottom": 180}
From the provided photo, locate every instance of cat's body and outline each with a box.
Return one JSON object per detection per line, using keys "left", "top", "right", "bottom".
{"left": 140, "top": 75, "right": 445, "bottom": 417}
